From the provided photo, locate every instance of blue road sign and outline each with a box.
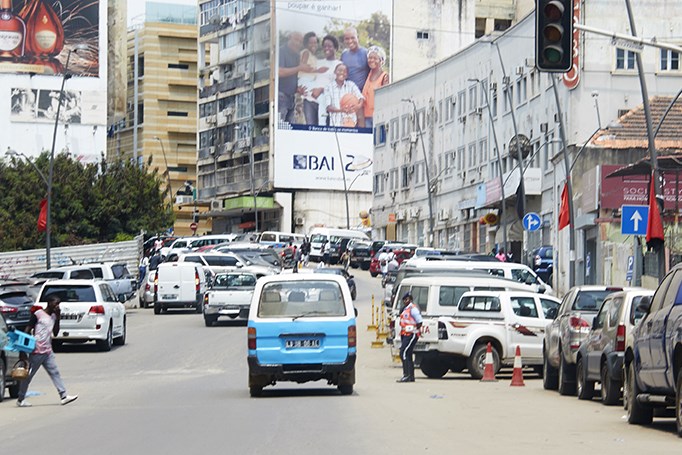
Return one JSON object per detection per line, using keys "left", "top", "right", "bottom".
{"left": 523, "top": 212, "right": 542, "bottom": 232}
{"left": 621, "top": 205, "right": 649, "bottom": 235}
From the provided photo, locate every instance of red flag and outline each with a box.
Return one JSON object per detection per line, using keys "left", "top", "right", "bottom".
{"left": 646, "top": 174, "right": 664, "bottom": 249}
{"left": 38, "top": 198, "right": 47, "bottom": 232}
{"left": 558, "top": 184, "right": 570, "bottom": 230}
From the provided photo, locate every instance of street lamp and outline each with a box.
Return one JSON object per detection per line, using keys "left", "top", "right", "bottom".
{"left": 254, "top": 179, "right": 270, "bottom": 232}
{"left": 153, "top": 136, "right": 173, "bottom": 210}
{"left": 401, "top": 98, "right": 435, "bottom": 247}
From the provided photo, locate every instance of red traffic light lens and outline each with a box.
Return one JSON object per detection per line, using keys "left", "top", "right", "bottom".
{"left": 543, "top": 24, "right": 563, "bottom": 42}
{"left": 544, "top": 1, "right": 564, "bottom": 21}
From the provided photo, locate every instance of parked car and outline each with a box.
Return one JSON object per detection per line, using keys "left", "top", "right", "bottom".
{"left": 576, "top": 288, "right": 653, "bottom": 404}
{"left": 154, "top": 262, "right": 208, "bottom": 314}
{"left": 30, "top": 265, "right": 96, "bottom": 281}
{"left": 313, "top": 267, "right": 357, "bottom": 300}
{"left": 215, "top": 243, "right": 283, "bottom": 269}
{"left": 203, "top": 271, "right": 258, "bottom": 326}
{"left": 530, "top": 245, "right": 554, "bottom": 283}
{"left": 178, "top": 252, "right": 278, "bottom": 277}
{"left": 369, "top": 248, "right": 414, "bottom": 277}
{"left": 543, "top": 286, "right": 627, "bottom": 395}
{"left": 138, "top": 272, "right": 156, "bottom": 309}
{"left": 0, "top": 314, "right": 21, "bottom": 401}
{"left": 624, "top": 264, "right": 682, "bottom": 435}
{"left": 0, "top": 285, "right": 35, "bottom": 331}
{"left": 347, "top": 239, "right": 372, "bottom": 270}
{"left": 247, "top": 274, "right": 357, "bottom": 396}
{"left": 37, "top": 279, "right": 127, "bottom": 351}
{"left": 84, "top": 262, "right": 137, "bottom": 300}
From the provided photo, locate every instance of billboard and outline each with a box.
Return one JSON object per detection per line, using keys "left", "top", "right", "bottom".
{"left": 274, "top": 0, "right": 392, "bottom": 191}
{"left": 0, "top": 0, "right": 99, "bottom": 77}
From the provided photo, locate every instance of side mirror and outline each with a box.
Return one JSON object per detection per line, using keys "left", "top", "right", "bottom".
{"left": 236, "top": 263, "right": 243, "bottom": 268}
{"left": 636, "top": 296, "right": 652, "bottom": 315}
{"left": 538, "top": 285, "right": 547, "bottom": 294}
{"left": 546, "top": 307, "right": 558, "bottom": 320}
{"left": 118, "top": 294, "right": 126, "bottom": 303}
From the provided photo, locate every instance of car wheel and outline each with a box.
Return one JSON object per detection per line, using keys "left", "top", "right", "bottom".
{"left": 204, "top": 316, "right": 217, "bottom": 327}
{"left": 97, "top": 324, "right": 113, "bottom": 352}
{"left": 195, "top": 300, "right": 203, "bottom": 314}
{"left": 420, "top": 357, "right": 450, "bottom": 379}
{"left": 113, "top": 317, "right": 126, "bottom": 346}
{"left": 153, "top": 302, "right": 161, "bottom": 315}
{"left": 601, "top": 362, "right": 620, "bottom": 405}
{"left": 338, "top": 383, "right": 353, "bottom": 395}
{"left": 249, "top": 386, "right": 263, "bottom": 397}
{"left": 558, "top": 353, "right": 576, "bottom": 396}
{"left": 626, "top": 362, "right": 653, "bottom": 425}
{"left": 467, "top": 343, "right": 499, "bottom": 380}
{"left": 0, "top": 358, "right": 5, "bottom": 402}
{"left": 676, "top": 369, "right": 682, "bottom": 437}
{"left": 542, "top": 349, "right": 558, "bottom": 390}
{"left": 576, "top": 358, "right": 594, "bottom": 400}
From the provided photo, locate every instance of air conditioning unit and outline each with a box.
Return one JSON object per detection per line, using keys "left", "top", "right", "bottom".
{"left": 220, "top": 16, "right": 229, "bottom": 25}
{"left": 408, "top": 165, "right": 415, "bottom": 174}
{"left": 389, "top": 191, "right": 397, "bottom": 199}
{"left": 502, "top": 76, "right": 511, "bottom": 85}
{"left": 396, "top": 210, "right": 406, "bottom": 221}
{"left": 409, "top": 132, "right": 418, "bottom": 143}
{"left": 490, "top": 82, "right": 497, "bottom": 90}
{"left": 244, "top": 73, "right": 250, "bottom": 81}
{"left": 515, "top": 66, "right": 524, "bottom": 76}
{"left": 438, "top": 208, "right": 450, "bottom": 221}
{"left": 208, "top": 146, "right": 216, "bottom": 155}
{"left": 409, "top": 208, "right": 420, "bottom": 219}
{"left": 224, "top": 141, "right": 234, "bottom": 152}
{"left": 224, "top": 107, "right": 234, "bottom": 116}
{"left": 176, "top": 195, "right": 193, "bottom": 205}
{"left": 295, "top": 217, "right": 305, "bottom": 226}
{"left": 475, "top": 107, "right": 483, "bottom": 116}
{"left": 207, "top": 115, "right": 217, "bottom": 124}
{"left": 210, "top": 200, "right": 222, "bottom": 211}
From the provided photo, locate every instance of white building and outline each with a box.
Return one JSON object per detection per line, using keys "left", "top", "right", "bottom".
{"left": 371, "top": 2, "right": 682, "bottom": 295}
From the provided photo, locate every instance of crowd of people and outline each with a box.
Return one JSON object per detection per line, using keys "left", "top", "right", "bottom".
{"left": 278, "top": 27, "right": 389, "bottom": 128}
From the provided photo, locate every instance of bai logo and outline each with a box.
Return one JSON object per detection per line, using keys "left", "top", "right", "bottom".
{"left": 293, "top": 155, "right": 335, "bottom": 171}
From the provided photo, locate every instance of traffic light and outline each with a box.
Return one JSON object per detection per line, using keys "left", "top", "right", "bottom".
{"left": 535, "top": 0, "right": 573, "bottom": 72}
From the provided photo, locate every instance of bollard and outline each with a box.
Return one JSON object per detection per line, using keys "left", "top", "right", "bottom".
{"left": 377, "top": 301, "right": 388, "bottom": 341}
{"left": 367, "top": 294, "right": 378, "bottom": 331}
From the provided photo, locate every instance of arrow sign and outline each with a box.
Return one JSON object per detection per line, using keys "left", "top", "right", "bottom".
{"left": 621, "top": 205, "right": 649, "bottom": 236}
{"left": 522, "top": 212, "right": 541, "bottom": 232}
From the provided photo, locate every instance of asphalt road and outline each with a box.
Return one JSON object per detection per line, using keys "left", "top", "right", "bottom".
{"left": 1, "top": 266, "right": 680, "bottom": 454}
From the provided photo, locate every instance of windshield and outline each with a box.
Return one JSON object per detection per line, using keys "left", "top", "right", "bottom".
{"left": 258, "top": 281, "right": 346, "bottom": 318}
{"left": 310, "top": 234, "right": 327, "bottom": 244}
{"left": 40, "top": 285, "right": 96, "bottom": 302}
{"left": 572, "top": 290, "right": 614, "bottom": 311}
{"left": 213, "top": 273, "right": 257, "bottom": 289}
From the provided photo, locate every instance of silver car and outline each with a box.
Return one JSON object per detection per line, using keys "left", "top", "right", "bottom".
{"left": 543, "top": 285, "right": 628, "bottom": 395}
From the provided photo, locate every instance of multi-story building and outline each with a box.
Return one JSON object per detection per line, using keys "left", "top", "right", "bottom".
{"left": 108, "top": 2, "right": 201, "bottom": 237}
{"left": 371, "top": 3, "right": 682, "bottom": 295}
{"left": 196, "top": 0, "right": 530, "bottom": 235}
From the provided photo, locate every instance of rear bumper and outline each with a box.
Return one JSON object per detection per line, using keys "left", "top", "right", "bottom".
{"left": 205, "top": 305, "right": 249, "bottom": 319}
{"left": 248, "top": 354, "right": 356, "bottom": 380}
{"left": 56, "top": 327, "right": 107, "bottom": 341}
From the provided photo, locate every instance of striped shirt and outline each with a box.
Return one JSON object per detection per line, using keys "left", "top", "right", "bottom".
{"left": 323, "top": 79, "right": 364, "bottom": 127}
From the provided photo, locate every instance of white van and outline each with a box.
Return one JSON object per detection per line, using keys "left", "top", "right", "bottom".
{"left": 258, "top": 231, "right": 306, "bottom": 248}
{"left": 153, "top": 262, "right": 208, "bottom": 314}
{"left": 308, "top": 228, "right": 370, "bottom": 262}
{"left": 402, "top": 257, "right": 553, "bottom": 295}
{"left": 187, "top": 234, "right": 240, "bottom": 251}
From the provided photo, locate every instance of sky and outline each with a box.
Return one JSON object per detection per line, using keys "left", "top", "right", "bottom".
{"left": 127, "top": 0, "right": 196, "bottom": 25}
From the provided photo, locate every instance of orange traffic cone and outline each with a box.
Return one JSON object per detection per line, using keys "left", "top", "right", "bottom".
{"left": 510, "top": 345, "right": 525, "bottom": 387}
{"left": 480, "top": 342, "right": 497, "bottom": 382}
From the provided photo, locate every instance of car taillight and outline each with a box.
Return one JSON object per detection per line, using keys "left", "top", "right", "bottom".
{"left": 534, "top": 255, "right": 541, "bottom": 267}
{"left": 0, "top": 306, "right": 17, "bottom": 314}
{"left": 30, "top": 305, "right": 41, "bottom": 314}
{"left": 438, "top": 321, "right": 448, "bottom": 340}
{"left": 203, "top": 293, "right": 209, "bottom": 306}
{"left": 154, "top": 272, "right": 158, "bottom": 294}
{"left": 248, "top": 327, "right": 257, "bottom": 350}
{"left": 348, "top": 325, "right": 357, "bottom": 347}
{"left": 145, "top": 283, "right": 151, "bottom": 292}
{"left": 195, "top": 270, "right": 200, "bottom": 291}
{"left": 88, "top": 305, "right": 105, "bottom": 314}
{"left": 569, "top": 316, "right": 590, "bottom": 329}
{"left": 616, "top": 324, "right": 626, "bottom": 352}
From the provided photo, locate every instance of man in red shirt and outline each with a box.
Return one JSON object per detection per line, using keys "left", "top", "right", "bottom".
{"left": 16, "top": 295, "right": 78, "bottom": 407}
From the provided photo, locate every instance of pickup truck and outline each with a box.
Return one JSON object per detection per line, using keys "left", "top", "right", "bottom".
{"left": 414, "top": 290, "right": 560, "bottom": 379}
{"left": 202, "top": 272, "right": 257, "bottom": 326}
{"left": 85, "top": 262, "right": 137, "bottom": 301}
{"left": 624, "top": 265, "right": 682, "bottom": 436}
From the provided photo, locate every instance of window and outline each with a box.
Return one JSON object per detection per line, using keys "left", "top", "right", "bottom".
{"left": 168, "top": 111, "right": 189, "bottom": 117}
{"left": 436, "top": 100, "right": 443, "bottom": 125}
{"left": 529, "top": 71, "right": 536, "bottom": 97}
{"left": 607, "top": 297, "right": 624, "bottom": 328}
{"left": 401, "top": 165, "right": 409, "bottom": 188}
{"left": 168, "top": 63, "right": 189, "bottom": 70}
{"left": 616, "top": 48, "right": 636, "bottom": 70}
{"left": 630, "top": 295, "right": 649, "bottom": 324}
{"left": 661, "top": 49, "right": 680, "bottom": 71}
{"left": 469, "top": 86, "right": 477, "bottom": 113}
{"left": 457, "top": 91, "right": 466, "bottom": 117}
{"left": 390, "top": 118, "right": 400, "bottom": 143}
{"left": 540, "top": 298, "right": 560, "bottom": 319}
{"left": 389, "top": 168, "right": 399, "bottom": 190}
{"left": 517, "top": 77, "right": 527, "bottom": 104}
{"left": 648, "top": 271, "right": 675, "bottom": 314}
{"left": 459, "top": 295, "right": 501, "bottom": 312}
{"left": 510, "top": 297, "right": 539, "bottom": 318}
{"left": 417, "top": 109, "right": 426, "bottom": 131}
{"left": 401, "top": 114, "right": 411, "bottom": 139}
{"left": 491, "top": 85, "right": 498, "bottom": 117}
{"left": 444, "top": 96, "right": 455, "bottom": 122}
{"left": 503, "top": 87, "right": 510, "bottom": 112}
{"left": 457, "top": 146, "right": 465, "bottom": 173}
{"left": 417, "top": 31, "right": 430, "bottom": 40}
{"left": 660, "top": 269, "right": 682, "bottom": 311}
{"left": 374, "top": 123, "right": 387, "bottom": 146}
{"left": 511, "top": 268, "right": 537, "bottom": 284}
{"left": 594, "top": 299, "right": 610, "bottom": 329}
{"left": 439, "top": 286, "right": 470, "bottom": 307}
{"left": 468, "top": 143, "right": 477, "bottom": 169}
{"left": 479, "top": 139, "right": 488, "bottom": 166}
{"left": 444, "top": 150, "right": 455, "bottom": 176}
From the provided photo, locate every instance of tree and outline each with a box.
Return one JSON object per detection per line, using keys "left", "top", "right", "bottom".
{"left": 0, "top": 152, "right": 173, "bottom": 251}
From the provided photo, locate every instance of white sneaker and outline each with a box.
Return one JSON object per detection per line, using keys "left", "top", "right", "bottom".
{"left": 61, "top": 395, "right": 78, "bottom": 405}
{"left": 17, "top": 400, "right": 32, "bottom": 407}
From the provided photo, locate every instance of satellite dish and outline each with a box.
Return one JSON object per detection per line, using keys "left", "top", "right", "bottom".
{"left": 508, "top": 134, "right": 532, "bottom": 160}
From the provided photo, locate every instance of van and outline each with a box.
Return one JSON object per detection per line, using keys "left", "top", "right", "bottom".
{"left": 187, "top": 234, "right": 240, "bottom": 251}
{"left": 258, "top": 231, "right": 306, "bottom": 249}
{"left": 153, "top": 262, "right": 207, "bottom": 314}
{"left": 402, "top": 258, "right": 553, "bottom": 294}
{"left": 308, "top": 228, "right": 370, "bottom": 262}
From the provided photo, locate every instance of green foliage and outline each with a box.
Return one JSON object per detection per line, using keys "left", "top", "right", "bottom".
{"left": 324, "top": 11, "right": 391, "bottom": 66}
{"left": 0, "top": 152, "right": 174, "bottom": 252}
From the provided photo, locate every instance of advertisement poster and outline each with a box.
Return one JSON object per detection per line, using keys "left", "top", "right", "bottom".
{"left": 274, "top": 0, "right": 392, "bottom": 191}
{"left": 0, "top": 0, "right": 99, "bottom": 77}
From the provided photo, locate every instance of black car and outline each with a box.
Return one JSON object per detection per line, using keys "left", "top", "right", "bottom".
{"left": 313, "top": 267, "right": 357, "bottom": 300}
{"left": 348, "top": 239, "right": 372, "bottom": 270}
{"left": 0, "top": 281, "right": 35, "bottom": 331}
{"left": 0, "top": 314, "right": 21, "bottom": 402}
{"left": 530, "top": 246, "right": 553, "bottom": 283}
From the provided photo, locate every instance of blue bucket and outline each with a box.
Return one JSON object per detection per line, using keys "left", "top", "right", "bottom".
{"left": 5, "top": 331, "right": 36, "bottom": 353}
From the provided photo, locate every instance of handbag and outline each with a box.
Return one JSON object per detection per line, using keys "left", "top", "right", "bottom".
{"left": 11, "top": 359, "right": 29, "bottom": 380}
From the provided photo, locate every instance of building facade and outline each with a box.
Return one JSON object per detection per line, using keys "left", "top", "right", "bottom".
{"left": 371, "top": 2, "right": 682, "bottom": 295}
{"left": 196, "top": 0, "right": 529, "bottom": 235}
{"left": 108, "top": 2, "right": 201, "bottom": 236}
